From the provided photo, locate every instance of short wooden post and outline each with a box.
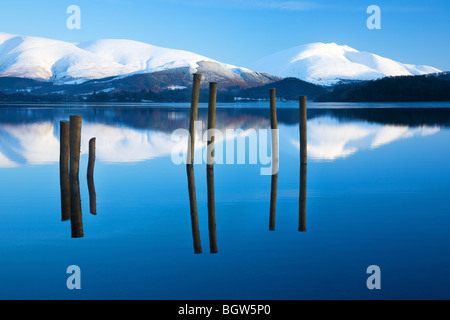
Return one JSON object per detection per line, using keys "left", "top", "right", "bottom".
{"left": 207, "top": 82, "right": 218, "bottom": 253}
{"left": 269, "top": 89, "right": 278, "bottom": 231}
{"left": 59, "top": 121, "right": 71, "bottom": 221}
{"left": 299, "top": 96, "right": 307, "bottom": 231}
{"left": 187, "top": 73, "right": 202, "bottom": 253}
{"left": 87, "top": 137, "right": 97, "bottom": 215}
{"left": 87, "top": 138, "right": 96, "bottom": 179}
{"left": 69, "top": 115, "right": 83, "bottom": 238}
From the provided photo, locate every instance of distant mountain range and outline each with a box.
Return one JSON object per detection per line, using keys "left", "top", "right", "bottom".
{"left": 0, "top": 32, "right": 277, "bottom": 89}
{"left": 251, "top": 42, "right": 442, "bottom": 86}
{"left": 0, "top": 32, "right": 447, "bottom": 102}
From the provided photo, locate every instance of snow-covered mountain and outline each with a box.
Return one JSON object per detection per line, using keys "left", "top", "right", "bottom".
{"left": 251, "top": 42, "right": 442, "bottom": 85}
{"left": 0, "top": 32, "right": 275, "bottom": 85}
{"left": 0, "top": 33, "right": 443, "bottom": 89}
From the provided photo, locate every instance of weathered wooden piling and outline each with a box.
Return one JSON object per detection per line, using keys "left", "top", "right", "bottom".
{"left": 187, "top": 73, "right": 202, "bottom": 165}
{"left": 299, "top": 96, "right": 307, "bottom": 231}
{"left": 87, "top": 137, "right": 97, "bottom": 215}
{"left": 87, "top": 138, "right": 96, "bottom": 179}
{"left": 299, "top": 96, "right": 307, "bottom": 165}
{"left": 269, "top": 89, "right": 279, "bottom": 231}
{"left": 70, "top": 116, "right": 82, "bottom": 178}
{"left": 69, "top": 115, "right": 83, "bottom": 238}
{"left": 207, "top": 82, "right": 218, "bottom": 253}
{"left": 59, "top": 121, "right": 71, "bottom": 221}
{"left": 187, "top": 73, "right": 202, "bottom": 253}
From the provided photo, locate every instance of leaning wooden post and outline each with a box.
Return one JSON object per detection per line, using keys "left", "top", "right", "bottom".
{"left": 299, "top": 96, "right": 307, "bottom": 232}
{"left": 207, "top": 82, "right": 218, "bottom": 253}
{"left": 269, "top": 89, "right": 279, "bottom": 231}
{"left": 187, "top": 73, "right": 202, "bottom": 253}
{"left": 59, "top": 121, "right": 71, "bottom": 221}
{"left": 69, "top": 115, "right": 84, "bottom": 238}
{"left": 87, "top": 137, "right": 97, "bottom": 215}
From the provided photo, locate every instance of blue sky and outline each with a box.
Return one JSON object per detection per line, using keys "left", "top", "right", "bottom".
{"left": 0, "top": 0, "right": 449, "bottom": 70}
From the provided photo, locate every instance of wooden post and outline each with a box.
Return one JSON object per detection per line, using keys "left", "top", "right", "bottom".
{"left": 299, "top": 96, "right": 307, "bottom": 231}
{"left": 187, "top": 73, "right": 202, "bottom": 253}
{"left": 187, "top": 73, "right": 202, "bottom": 165}
{"left": 269, "top": 89, "right": 278, "bottom": 231}
{"left": 87, "top": 137, "right": 97, "bottom": 215}
{"left": 207, "top": 82, "right": 218, "bottom": 253}
{"left": 59, "top": 121, "right": 71, "bottom": 221}
{"left": 87, "top": 138, "right": 96, "bottom": 179}
{"left": 299, "top": 96, "right": 307, "bottom": 165}
{"left": 69, "top": 115, "right": 83, "bottom": 238}
{"left": 70, "top": 116, "right": 82, "bottom": 179}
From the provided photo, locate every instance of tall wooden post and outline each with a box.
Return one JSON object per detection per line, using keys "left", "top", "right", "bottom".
{"left": 299, "top": 96, "right": 307, "bottom": 166}
{"left": 269, "top": 89, "right": 279, "bottom": 231}
{"left": 87, "top": 137, "right": 97, "bottom": 215}
{"left": 207, "top": 82, "right": 218, "bottom": 253}
{"left": 60, "top": 121, "right": 71, "bottom": 221}
{"left": 187, "top": 73, "right": 202, "bottom": 165}
{"left": 187, "top": 73, "right": 202, "bottom": 253}
{"left": 69, "top": 115, "right": 83, "bottom": 238}
{"left": 299, "top": 96, "right": 307, "bottom": 231}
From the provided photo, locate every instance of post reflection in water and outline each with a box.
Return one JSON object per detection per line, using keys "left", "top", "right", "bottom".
{"left": 207, "top": 82, "right": 218, "bottom": 254}
{"left": 87, "top": 137, "right": 97, "bottom": 215}
{"left": 187, "top": 164, "right": 202, "bottom": 254}
{"left": 69, "top": 116, "right": 84, "bottom": 238}
{"left": 269, "top": 89, "right": 278, "bottom": 231}
{"left": 298, "top": 163, "right": 307, "bottom": 232}
{"left": 59, "top": 121, "right": 71, "bottom": 222}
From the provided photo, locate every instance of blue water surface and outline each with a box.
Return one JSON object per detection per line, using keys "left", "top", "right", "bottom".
{"left": 0, "top": 103, "right": 449, "bottom": 299}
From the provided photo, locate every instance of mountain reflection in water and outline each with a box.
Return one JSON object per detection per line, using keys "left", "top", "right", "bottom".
{"left": 1, "top": 106, "right": 449, "bottom": 167}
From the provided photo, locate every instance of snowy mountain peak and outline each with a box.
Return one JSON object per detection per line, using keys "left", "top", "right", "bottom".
{"left": 251, "top": 42, "right": 442, "bottom": 85}
{"left": 0, "top": 32, "right": 261, "bottom": 84}
{"left": 0, "top": 33, "right": 442, "bottom": 87}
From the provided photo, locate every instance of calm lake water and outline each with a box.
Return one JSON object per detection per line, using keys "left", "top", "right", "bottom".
{"left": 1, "top": 102, "right": 450, "bottom": 299}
